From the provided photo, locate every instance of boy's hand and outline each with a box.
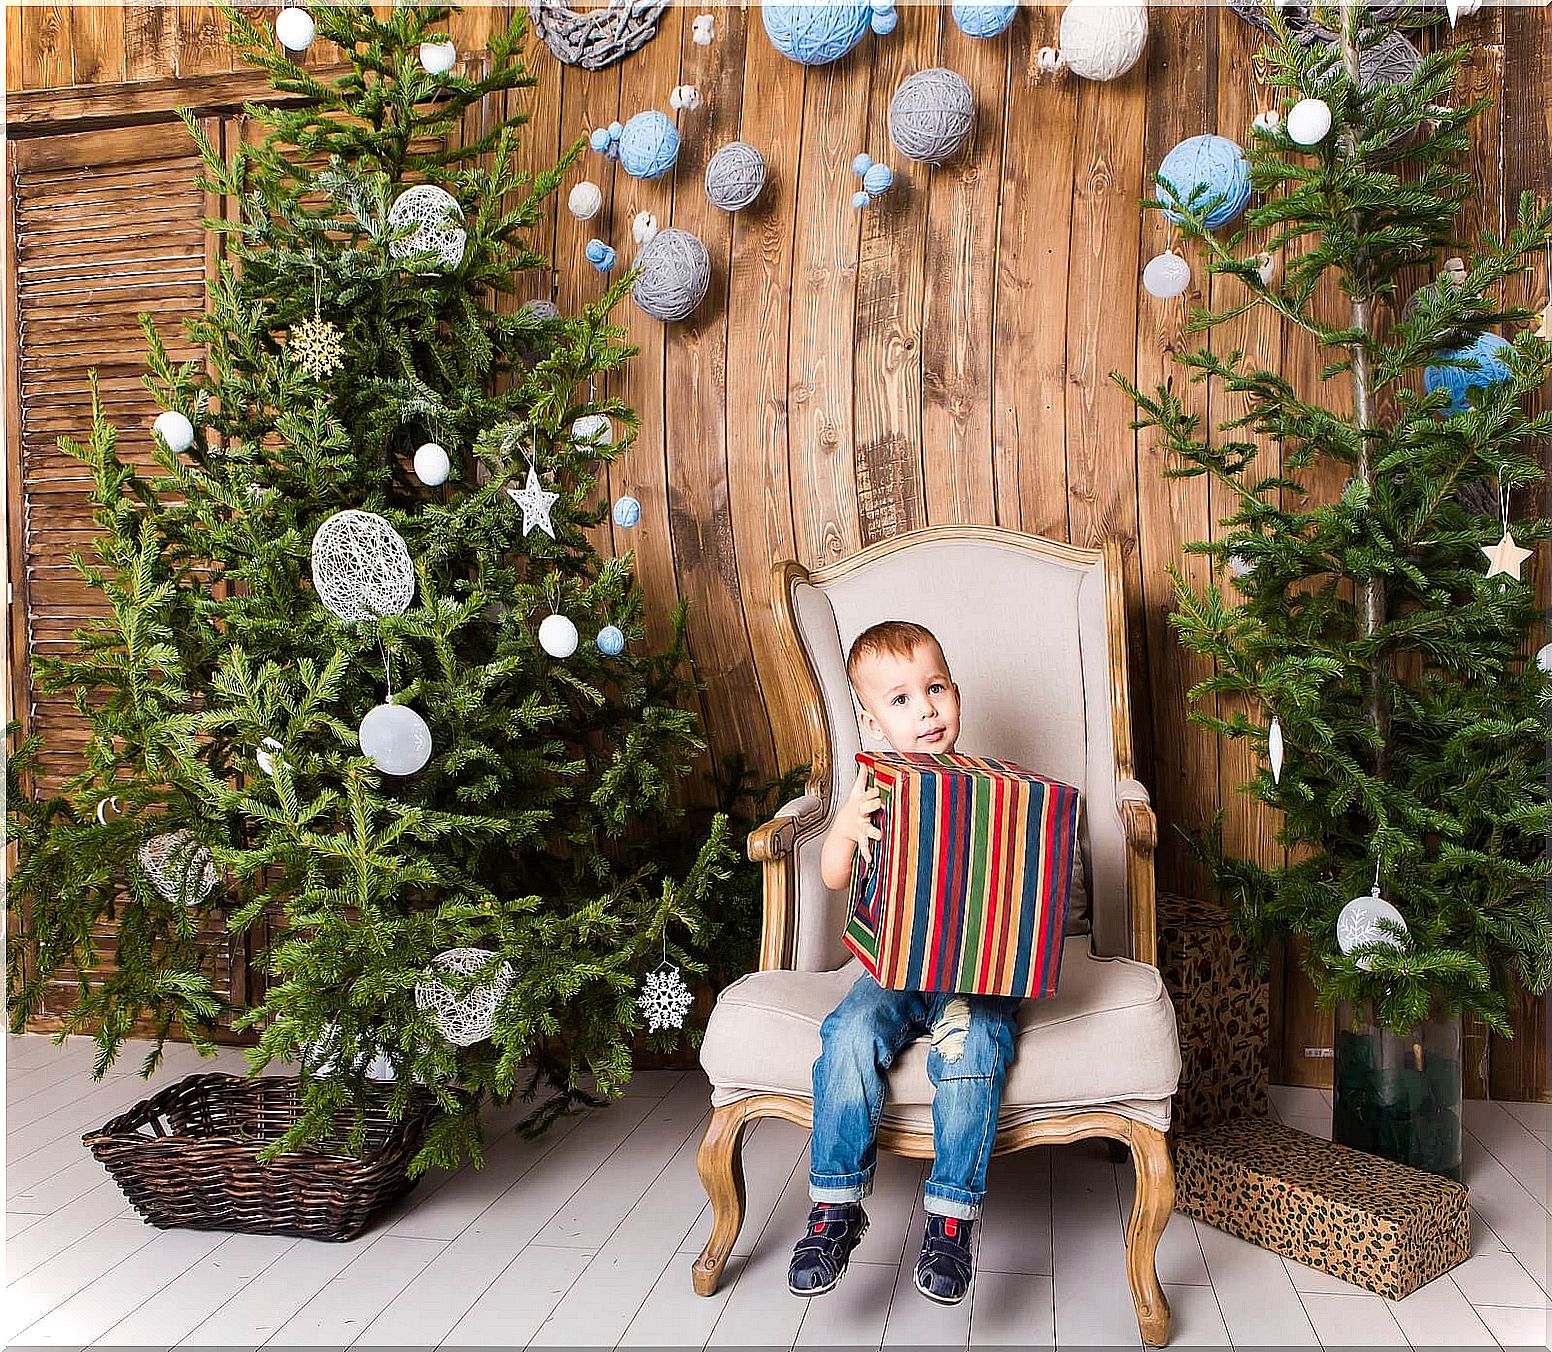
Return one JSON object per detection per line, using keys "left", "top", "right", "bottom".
{"left": 841, "top": 767, "right": 883, "bottom": 860}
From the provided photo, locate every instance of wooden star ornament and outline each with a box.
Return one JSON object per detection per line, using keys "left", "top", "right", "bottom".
{"left": 1482, "top": 530, "right": 1532, "bottom": 581}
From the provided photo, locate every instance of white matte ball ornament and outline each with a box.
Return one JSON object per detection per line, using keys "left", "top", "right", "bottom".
{"left": 310, "top": 510, "right": 416, "bottom": 622}
{"left": 1142, "top": 251, "right": 1191, "bottom": 299}
{"left": 1038, "top": 0, "right": 1148, "bottom": 82}
{"left": 413, "top": 441, "right": 452, "bottom": 487}
{"left": 388, "top": 184, "right": 467, "bottom": 273}
{"left": 154, "top": 410, "right": 195, "bottom": 454}
{"left": 275, "top": 5, "right": 315, "bottom": 52}
{"left": 1337, "top": 886, "right": 1409, "bottom": 970}
{"left": 359, "top": 702, "right": 433, "bottom": 776}
{"left": 1286, "top": 98, "right": 1333, "bottom": 147}
{"left": 539, "top": 613, "right": 580, "bottom": 659}
{"left": 568, "top": 181, "right": 603, "bottom": 221}
{"left": 415, "top": 948, "right": 514, "bottom": 1048}
{"left": 419, "top": 40, "right": 457, "bottom": 74}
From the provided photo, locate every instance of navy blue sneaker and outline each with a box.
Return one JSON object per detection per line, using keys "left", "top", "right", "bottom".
{"left": 788, "top": 1201, "right": 869, "bottom": 1296}
{"left": 914, "top": 1215, "right": 975, "bottom": 1304}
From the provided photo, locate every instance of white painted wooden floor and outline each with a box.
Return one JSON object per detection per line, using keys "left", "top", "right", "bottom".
{"left": 6, "top": 1032, "right": 1549, "bottom": 1349}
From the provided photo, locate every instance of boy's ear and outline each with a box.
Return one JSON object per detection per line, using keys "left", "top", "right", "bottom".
{"left": 857, "top": 702, "right": 884, "bottom": 741}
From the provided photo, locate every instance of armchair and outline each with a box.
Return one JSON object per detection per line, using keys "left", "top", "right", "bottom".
{"left": 692, "top": 527, "right": 1182, "bottom": 1346}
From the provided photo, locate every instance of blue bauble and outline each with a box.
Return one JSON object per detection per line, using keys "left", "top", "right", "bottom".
{"left": 763, "top": 1, "right": 873, "bottom": 66}
{"left": 596, "top": 625, "right": 626, "bottom": 657}
{"left": 1158, "top": 135, "right": 1252, "bottom": 230}
{"left": 612, "top": 494, "right": 642, "bottom": 528}
{"left": 618, "top": 111, "right": 680, "bottom": 180}
{"left": 952, "top": 2, "right": 1017, "bottom": 38}
{"left": 1425, "top": 332, "right": 1513, "bottom": 414}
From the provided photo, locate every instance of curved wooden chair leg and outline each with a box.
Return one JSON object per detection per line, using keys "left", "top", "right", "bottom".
{"left": 1124, "top": 1124, "right": 1175, "bottom": 1347}
{"left": 692, "top": 1102, "right": 752, "bottom": 1296}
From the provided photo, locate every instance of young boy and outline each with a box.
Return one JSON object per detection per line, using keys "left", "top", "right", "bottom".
{"left": 788, "top": 621, "right": 1022, "bottom": 1306}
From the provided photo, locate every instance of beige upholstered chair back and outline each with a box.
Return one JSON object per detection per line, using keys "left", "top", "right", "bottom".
{"left": 779, "top": 529, "right": 1137, "bottom": 971}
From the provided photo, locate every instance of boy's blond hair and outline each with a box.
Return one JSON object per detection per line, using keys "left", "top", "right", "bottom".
{"left": 845, "top": 620, "right": 949, "bottom": 688}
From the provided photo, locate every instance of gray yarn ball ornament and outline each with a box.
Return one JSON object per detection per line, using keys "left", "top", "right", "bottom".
{"left": 704, "top": 141, "right": 768, "bottom": 212}
{"left": 888, "top": 68, "right": 975, "bottom": 165}
{"left": 631, "top": 228, "right": 712, "bottom": 322}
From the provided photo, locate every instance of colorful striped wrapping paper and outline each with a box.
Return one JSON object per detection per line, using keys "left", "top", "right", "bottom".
{"left": 843, "top": 752, "right": 1082, "bottom": 998}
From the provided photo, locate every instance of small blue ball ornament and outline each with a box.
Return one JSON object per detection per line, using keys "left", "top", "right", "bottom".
{"left": 852, "top": 191, "right": 871, "bottom": 210}
{"left": 612, "top": 494, "right": 642, "bottom": 528}
{"left": 585, "top": 239, "right": 617, "bottom": 272}
{"left": 1425, "top": 332, "right": 1514, "bottom": 414}
{"left": 952, "top": 2, "right": 1018, "bottom": 39}
{"left": 618, "top": 110, "right": 680, "bottom": 180}
{"left": 862, "top": 163, "right": 894, "bottom": 195}
{"left": 764, "top": 1, "right": 882, "bottom": 66}
{"left": 852, "top": 152, "right": 874, "bottom": 176}
{"left": 870, "top": 7, "right": 897, "bottom": 35}
{"left": 597, "top": 625, "right": 626, "bottom": 657}
{"left": 1157, "top": 135, "right": 1252, "bottom": 230}
{"left": 589, "top": 126, "right": 614, "bottom": 155}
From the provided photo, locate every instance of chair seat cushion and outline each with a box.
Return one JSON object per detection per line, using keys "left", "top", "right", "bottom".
{"left": 700, "top": 936, "right": 1181, "bottom": 1113}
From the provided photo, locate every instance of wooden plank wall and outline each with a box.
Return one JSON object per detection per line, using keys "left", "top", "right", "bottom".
{"left": 6, "top": 3, "right": 1549, "bottom": 1097}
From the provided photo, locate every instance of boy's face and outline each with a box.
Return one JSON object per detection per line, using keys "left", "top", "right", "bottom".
{"left": 852, "top": 640, "right": 962, "bottom": 754}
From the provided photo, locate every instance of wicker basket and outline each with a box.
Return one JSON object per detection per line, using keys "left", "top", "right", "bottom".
{"left": 83, "top": 1073, "right": 436, "bottom": 1242}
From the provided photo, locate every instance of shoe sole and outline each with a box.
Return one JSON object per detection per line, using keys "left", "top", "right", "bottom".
{"left": 913, "top": 1268, "right": 970, "bottom": 1306}
{"left": 788, "top": 1217, "right": 869, "bottom": 1297}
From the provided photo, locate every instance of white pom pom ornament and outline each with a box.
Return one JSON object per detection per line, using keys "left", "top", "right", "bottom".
{"left": 1142, "top": 251, "right": 1191, "bottom": 299}
{"left": 419, "top": 40, "right": 457, "bottom": 75}
{"left": 153, "top": 410, "right": 195, "bottom": 454}
{"left": 539, "top": 613, "right": 580, "bottom": 659}
{"left": 413, "top": 441, "right": 451, "bottom": 487}
{"left": 1286, "top": 98, "right": 1333, "bottom": 147}
{"left": 275, "top": 5, "right": 315, "bottom": 52}
{"left": 568, "top": 181, "right": 603, "bottom": 221}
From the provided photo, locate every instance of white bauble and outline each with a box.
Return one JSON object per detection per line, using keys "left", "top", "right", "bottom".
{"left": 1268, "top": 715, "right": 1284, "bottom": 784}
{"left": 419, "top": 40, "right": 457, "bottom": 74}
{"left": 1536, "top": 643, "right": 1552, "bottom": 674}
{"left": 256, "top": 736, "right": 283, "bottom": 776}
{"left": 568, "top": 181, "right": 603, "bottom": 221}
{"left": 359, "top": 702, "right": 433, "bottom": 776}
{"left": 413, "top": 441, "right": 452, "bottom": 486}
{"left": 154, "top": 410, "right": 195, "bottom": 454}
{"left": 1051, "top": 0, "right": 1148, "bottom": 81}
{"left": 538, "top": 613, "right": 580, "bottom": 659}
{"left": 1286, "top": 98, "right": 1333, "bottom": 147}
{"left": 275, "top": 6, "right": 316, "bottom": 51}
{"left": 1142, "top": 251, "right": 1191, "bottom": 299}
{"left": 1336, "top": 889, "right": 1408, "bottom": 970}
{"left": 572, "top": 414, "right": 612, "bottom": 444}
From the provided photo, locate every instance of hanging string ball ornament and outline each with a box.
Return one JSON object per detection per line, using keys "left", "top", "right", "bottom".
{"left": 1337, "top": 884, "right": 1408, "bottom": 970}
{"left": 568, "top": 181, "right": 603, "bottom": 220}
{"left": 413, "top": 441, "right": 452, "bottom": 487}
{"left": 597, "top": 625, "right": 625, "bottom": 656}
{"left": 529, "top": 0, "right": 669, "bottom": 70}
{"left": 618, "top": 110, "right": 680, "bottom": 180}
{"left": 289, "top": 315, "right": 344, "bottom": 380}
{"left": 387, "top": 185, "right": 467, "bottom": 274}
{"left": 705, "top": 141, "right": 768, "bottom": 212}
{"left": 1142, "top": 251, "right": 1191, "bottom": 300}
{"left": 138, "top": 829, "right": 220, "bottom": 907}
{"left": 573, "top": 414, "right": 613, "bottom": 444}
{"left": 638, "top": 964, "right": 694, "bottom": 1032}
{"left": 953, "top": 3, "right": 1017, "bottom": 39}
{"left": 763, "top": 1, "right": 891, "bottom": 66}
{"left": 1286, "top": 97, "right": 1333, "bottom": 147}
{"left": 1157, "top": 135, "right": 1252, "bottom": 230}
{"left": 419, "top": 40, "right": 457, "bottom": 75}
{"left": 586, "top": 239, "right": 618, "bottom": 272}
{"left": 631, "top": 228, "right": 712, "bottom": 323}
{"left": 1037, "top": 0, "right": 1149, "bottom": 82}
{"left": 359, "top": 702, "right": 433, "bottom": 776}
{"left": 613, "top": 494, "right": 642, "bottom": 528}
{"left": 415, "top": 948, "right": 514, "bottom": 1047}
{"left": 310, "top": 510, "right": 416, "bottom": 622}
{"left": 1425, "top": 333, "right": 1514, "bottom": 414}
{"left": 153, "top": 410, "right": 195, "bottom": 454}
{"left": 539, "top": 613, "right": 580, "bottom": 659}
{"left": 888, "top": 68, "right": 975, "bottom": 165}
{"left": 274, "top": 4, "right": 315, "bottom": 52}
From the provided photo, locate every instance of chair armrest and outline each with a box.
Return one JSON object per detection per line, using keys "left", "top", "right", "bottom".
{"left": 747, "top": 793, "right": 825, "bottom": 863}
{"left": 1114, "top": 777, "right": 1159, "bottom": 967}
{"left": 1117, "top": 778, "right": 1157, "bottom": 854}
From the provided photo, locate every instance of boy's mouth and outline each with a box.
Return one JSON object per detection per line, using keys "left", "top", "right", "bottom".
{"left": 918, "top": 727, "right": 946, "bottom": 745}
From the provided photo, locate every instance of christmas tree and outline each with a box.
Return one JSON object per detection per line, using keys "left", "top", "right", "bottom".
{"left": 6, "top": 2, "right": 735, "bottom": 1169}
{"left": 1124, "top": 7, "right": 1551, "bottom": 1051}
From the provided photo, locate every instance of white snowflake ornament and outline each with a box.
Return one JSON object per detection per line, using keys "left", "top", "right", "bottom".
{"left": 638, "top": 964, "right": 693, "bottom": 1032}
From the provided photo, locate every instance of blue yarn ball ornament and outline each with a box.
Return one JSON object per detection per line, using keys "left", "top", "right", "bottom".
{"left": 1157, "top": 135, "right": 1252, "bottom": 230}
{"left": 585, "top": 239, "right": 616, "bottom": 272}
{"left": 852, "top": 152, "right": 874, "bottom": 176}
{"left": 952, "top": 2, "right": 1018, "bottom": 38}
{"left": 612, "top": 495, "right": 642, "bottom": 529}
{"left": 1424, "top": 332, "right": 1513, "bottom": 414}
{"left": 862, "top": 163, "right": 894, "bottom": 194}
{"left": 618, "top": 111, "right": 680, "bottom": 180}
{"left": 852, "top": 191, "right": 871, "bottom": 209}
{"left": 589, "top": 127, "right": 614, "bottom": 154}
{"left": 763, "top": 1, "right": 874, "bottom": 66}
{"left": 596, "top": 625, "right": 626, "bottom": 657}
{"left": 870, "top": 7, "right": 897, "bottom": 35}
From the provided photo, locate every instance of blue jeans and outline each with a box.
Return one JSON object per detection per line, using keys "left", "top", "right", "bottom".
{"left": 809, "top": 973, "right": 1021, "bottom": 1220}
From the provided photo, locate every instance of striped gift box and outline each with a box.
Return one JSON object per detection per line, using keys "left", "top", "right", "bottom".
{"left": 842, "top": 752, "right": 1081, "bottom": 998}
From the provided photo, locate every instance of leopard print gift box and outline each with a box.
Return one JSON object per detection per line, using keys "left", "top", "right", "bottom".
{"left": 1175, "top": 1117, "right": 1470, "bottom": 1299}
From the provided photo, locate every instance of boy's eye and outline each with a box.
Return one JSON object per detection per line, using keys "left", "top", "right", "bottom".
{"left": 891, "top": 694, "right": 907, "bottom": 706}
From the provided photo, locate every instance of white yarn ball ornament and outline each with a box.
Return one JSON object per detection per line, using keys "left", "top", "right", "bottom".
{"left": 310, "top": 510, "right": 416, "bottom": 622}
{"left": 568, "top": 181, "right": 603, "bottom": 220}
{"left": 388, "top": 184, "right": 467, "bottom": 273}
{"left": 359, "top": 703, "right": 433, "bottom": 776}
{"left": 1142, "top": 251, "right": 1191, "bottom": 299}
{"left": 419, "top": 40, "right": 457, "bottom": 74}
{"left": 1336, "top": 886, "right": 1408, "bottom": 970}
{"left": 1286, "top": 98, "right": 1333, "bottom": 147}
{"left": 539, "top": 613, "right": 580, "bottom": 659}
{"left": 413, "top": 441, "right": 452, "bottom": 487}
{"left": 888, "top": 68, "right": 975, "bottom": 164}
{"left": 138, "top": 829, "right": 220, "bottom": 907}
{"left": 415, "top": 948, "right": 515, "bottom": 1047}
{"left": 153, "top": 410, "right": 195, "bottom": 454}
{"left": 275, "top": 5, "right": 315, "bottom": 52}
{"left": 1041, "top": 0, "right": 1148, "bottom": 82}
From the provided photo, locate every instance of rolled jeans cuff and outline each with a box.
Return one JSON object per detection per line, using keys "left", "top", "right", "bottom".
{"left": 923, "top": 1186, "right": 982, "bottom": 1221}
{"left": 810, "top": 1169, "right": 874, "bottom": 1203}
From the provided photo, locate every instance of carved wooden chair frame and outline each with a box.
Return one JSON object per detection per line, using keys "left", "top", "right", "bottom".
{"left": 689, "top": 527, "right": 1174, "bottom": 1347}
